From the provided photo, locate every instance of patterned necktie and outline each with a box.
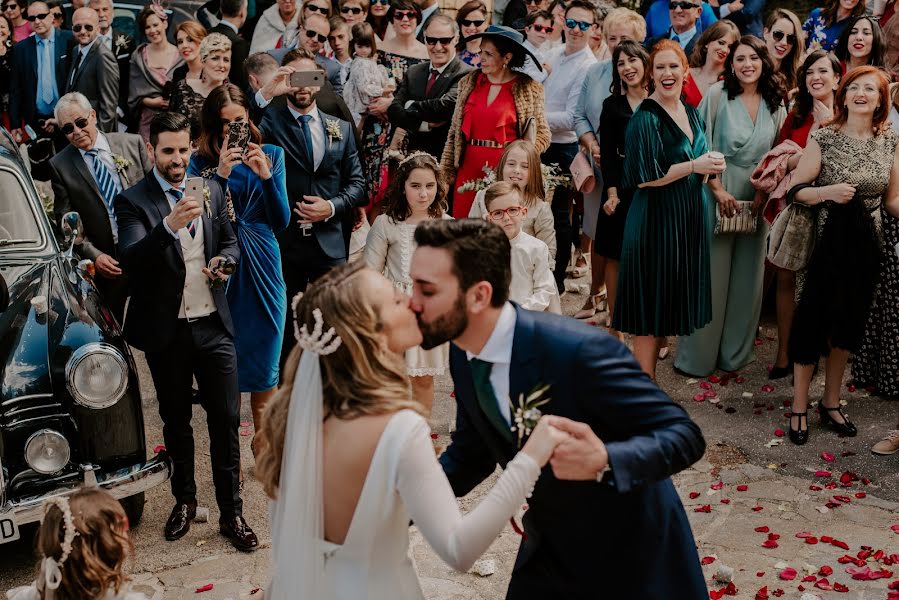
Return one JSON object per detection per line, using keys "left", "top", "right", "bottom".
{"left": 85, "top": 149, "right": 120, "bottom": 231}
{"left": 167, "top": 187, "right": 196, "bottom": 238}
{"left": 38, "top": 38, "right": 55, "bottom": 109}
{"left": 469, "top": 358, "right": 514, "bottom": 443}
{"left": 425, "top": 68, "right": 439, "bottom": 96}
{"left": 297, "top": 114, "right": 314, "bottom": 170}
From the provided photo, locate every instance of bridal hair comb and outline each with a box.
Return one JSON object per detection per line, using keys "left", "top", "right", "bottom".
{"left": 150, "top": 0, "right": 168, "bottom": 21}
{"left": 41, "top": 497, "right": 79, "bottom": 590}
{"left": 292, "top": 293, "right": 342, "bottom": 355}
{"left": 398, "top": 151, "right": 438, "bottom": 168}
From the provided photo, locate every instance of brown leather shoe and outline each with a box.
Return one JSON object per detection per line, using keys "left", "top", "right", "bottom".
{"left": 220, "top": 516, "right": 259, "bottom": 552}
{"left": 164, "top": 501, "right": 197, "bottom": 541}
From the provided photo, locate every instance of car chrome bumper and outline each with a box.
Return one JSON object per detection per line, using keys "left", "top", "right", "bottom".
{"left": 5, "top": 452, "right": 172, "bottom": 524}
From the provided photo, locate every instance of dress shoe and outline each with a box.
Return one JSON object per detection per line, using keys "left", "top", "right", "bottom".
{"left": 768, "top": 363, "right": 792, "bottom": 380}
{"left": 165, "top": 501, "right": 197, "bottom": 541}
{"left": 872, "top": 430, "right": 899, "bottom": 455}
{"left": 220, "top": 516, "right": 259, "bottom": 552}
{"left": 819, "top": 405, "right": 857, "bottom": 437}
{"left": 788, "top": 411, "right": 808, "bottom": 445}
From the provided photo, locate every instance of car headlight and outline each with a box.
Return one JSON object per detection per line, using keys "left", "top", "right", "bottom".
{"left": 25, "top": 429, "right": 70, "bottom": 474}
{"left": 65, "top": 343, "right": 129, "bottom": 409}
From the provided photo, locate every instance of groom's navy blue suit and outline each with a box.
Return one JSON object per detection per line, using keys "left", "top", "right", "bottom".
{"left": 440, "top": 305, "right": 708, "bottom": 599}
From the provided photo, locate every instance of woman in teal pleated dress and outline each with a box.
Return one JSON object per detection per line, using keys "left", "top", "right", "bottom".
{"left": 675, "top": 36, "right": 786, "bottom": 377}
{"left": 613, "top": 39, "right": 725, "bottom": 379}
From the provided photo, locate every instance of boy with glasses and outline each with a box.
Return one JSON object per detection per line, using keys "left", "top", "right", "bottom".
{"left": 518, "top": 9, "right": 552, "bottom": 82}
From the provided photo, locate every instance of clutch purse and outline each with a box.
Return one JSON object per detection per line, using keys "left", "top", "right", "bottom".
{"left": 766, "top": 202, "right": 816, "bottom": 271}
{"left": 715, "top": 200, "right": 758, "bottom": 235}
{"left": 569, "top": 151, "right": 595, "bottom": 194}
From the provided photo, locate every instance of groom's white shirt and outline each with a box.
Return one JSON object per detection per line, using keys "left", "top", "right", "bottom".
{"left": 465, "top": 302, "right": 516, "bottom": 425}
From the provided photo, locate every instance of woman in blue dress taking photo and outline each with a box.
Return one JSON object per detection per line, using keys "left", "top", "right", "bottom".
{"left": 190, "top": 83, "right": 290, "bottom": 455}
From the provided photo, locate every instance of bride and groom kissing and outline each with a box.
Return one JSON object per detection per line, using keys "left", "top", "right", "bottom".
{"left": 256, "top": 219, "right": 710, "bottom": 599}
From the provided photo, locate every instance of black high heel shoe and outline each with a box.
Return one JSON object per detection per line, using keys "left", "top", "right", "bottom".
{"left": 788, "top": 411, "right": 809, "bottom": 445}
{"left": 769, "top": 362, "right": 793, "bottom": 380}
{"left": 818, "top": 405, "right": 858, "bottom": 437}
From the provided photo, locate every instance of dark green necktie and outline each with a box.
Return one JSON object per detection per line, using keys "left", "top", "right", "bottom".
{"left": 469, "top": 358, "right": 515, "bottom": 443}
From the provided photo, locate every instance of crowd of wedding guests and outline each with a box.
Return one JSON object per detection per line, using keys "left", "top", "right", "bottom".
{"left": 5, "top": 0, "right": 899, "bottom": 577}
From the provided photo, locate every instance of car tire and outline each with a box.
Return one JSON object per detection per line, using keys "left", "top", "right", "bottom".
{"left": 120, "top": 492, "right": 145, "bottom": 527}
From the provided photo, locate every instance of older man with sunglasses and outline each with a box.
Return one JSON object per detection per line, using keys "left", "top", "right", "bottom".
{"left": 643, "top": 0, "right": 717, "bottom": 46}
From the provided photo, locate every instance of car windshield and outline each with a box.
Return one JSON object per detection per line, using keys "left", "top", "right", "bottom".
{"left": 0, "top": 168, "right": 42, "bottom": 249}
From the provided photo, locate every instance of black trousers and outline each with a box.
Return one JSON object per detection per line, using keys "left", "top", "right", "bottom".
{"left": 144, "top": 313, "right": 242, "bottom": 519}
{"left": 279, "top": 235, "right": 345, "bottom": 372}
{"left": 541, "top": 142, "right": 579, "bottom": 290}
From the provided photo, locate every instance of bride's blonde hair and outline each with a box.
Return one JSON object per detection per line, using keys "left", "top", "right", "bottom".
{"left": 256, "top": 261, "right": 423, "bottom": 499}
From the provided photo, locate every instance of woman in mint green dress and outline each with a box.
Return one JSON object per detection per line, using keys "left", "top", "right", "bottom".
{"left": 613, "top": 40, "right": 725, "bottom": 379}
{"left": 675, "top": 36, "right": 786, "bottom": 377}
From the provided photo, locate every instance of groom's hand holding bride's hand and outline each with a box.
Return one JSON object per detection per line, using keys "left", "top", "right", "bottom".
{"left": 521, "top": 416, "right": 570, "bottom": 467}
{"left": 544, "top": 416, "right": 609, "bottom": 481}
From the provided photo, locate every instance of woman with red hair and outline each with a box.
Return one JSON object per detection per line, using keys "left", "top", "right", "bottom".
{"left": 785, "top": 66, "right": 897, "bottom": 445}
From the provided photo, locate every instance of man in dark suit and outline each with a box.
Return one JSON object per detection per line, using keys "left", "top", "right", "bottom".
{"left": 50, "top": 92, "right": 149, "bottom": 321}
{"left": 646, "top": 0, "right": 706, "bottom": 56}
{"left": 410, "top": 218, "right": 709, "bottom": 600}
{"left": 257, "top": 48, "right": 365, "bottom": 367}
{"left": 66, "top": 7, "right": 119, "bottom": 133}
{"left": 389, "top": 15, "right": 471, "bottom": 162}
{"left": 210, "top": 0, "right": 250, "bottom": 90}
{"left": 114, "top": 112, "right": 258, "bottom": 553}
{"left": 9, "top": 1, "right": 73, "bottom": 144}
{"left": 90, "top": 0, "right": 135, "bottom": 130}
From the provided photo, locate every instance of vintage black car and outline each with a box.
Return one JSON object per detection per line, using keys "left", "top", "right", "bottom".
{"left": 0, "top": 129, "right": 171, "bottom": 545}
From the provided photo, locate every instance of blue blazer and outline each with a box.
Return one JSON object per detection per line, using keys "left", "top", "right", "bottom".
{"left": 9, "top": 28, "right": 74, "bottom": 127}
{"left": 258, "top": 104, "right": 366, "bottom": 262}
{"left": 440, "top": 305, "right": 708, "bottom": 599}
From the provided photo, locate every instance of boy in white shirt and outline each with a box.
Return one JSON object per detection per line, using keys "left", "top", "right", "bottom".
{"left": 484, "top": 182, "right": 561, "bottom": 313}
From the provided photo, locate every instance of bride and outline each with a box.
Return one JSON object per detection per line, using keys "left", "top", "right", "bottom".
{"left": 256, "top": 261, "right": 566, "bottom": 599}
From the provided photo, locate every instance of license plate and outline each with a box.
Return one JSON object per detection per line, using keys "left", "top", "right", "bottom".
{"left": 0, "top": 509, "right": 20, "bottom": 543}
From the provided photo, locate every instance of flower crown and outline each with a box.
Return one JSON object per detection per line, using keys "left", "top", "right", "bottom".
{"left": 292, "top": 293, "right": 342, "bottom": 356}
{"left": 398, "top": 151, "right": 439, "bottom": 168}
{"left": 41, "top": 497, "right": 79, "bottom": 590}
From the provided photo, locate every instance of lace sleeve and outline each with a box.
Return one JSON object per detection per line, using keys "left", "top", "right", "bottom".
{"left": 395, "top": 418, "right": 540, "bottom": 572}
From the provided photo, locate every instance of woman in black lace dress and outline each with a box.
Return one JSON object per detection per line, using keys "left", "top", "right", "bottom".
{"left": 170, "top": 32, "right": 231, "bottom": 140}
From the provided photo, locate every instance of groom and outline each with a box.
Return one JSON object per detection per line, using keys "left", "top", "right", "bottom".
{"left": 409, "top": 219, "right": 708, "bottom": 599}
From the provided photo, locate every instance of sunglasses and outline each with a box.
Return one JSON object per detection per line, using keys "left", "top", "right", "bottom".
{"left": 487, "top": 206, "right": 524, "bottom": 220}
{"left": 530, "top": 23, "right": 553, "bottom": 33}
{"left": 305, "top": 28, "right": 328, "bottom": 43}
{"left": 73, "top": 23, "right": 94, "bottom": 32}
{"left": 61, "top": 116, "right": 90, "bottom": 135}
{"left": 393, "top": 9, "right": 416, "bottom": 21}
{"left": 341, "top": 6, "right": 363, "bottom": 13}
{"left": 565, "top": 18, "right": 592, "bottom": 31}
{"left": 668, "top": 1, "right": 699, "bottom": 9}
{"left": 1, "top": 2, "right": 16, "bottom": 9}
{"left": 26, "top": 12, "right": 50, "bottom": 21}
{"left": 51, "top": 10, "right": 62, "bottom": 19}
{"left": 460, "top": 18, "right": 485, "bottom": 27}
{"left": 424, "top": 35, "right": 453, "bottom": 45}
{"left": 306, "top": 4, "right": 329, "bottom": 13}
{"left": 771, "top": 29, "right": 797, "bottom": 44}
{"left": 525, "top": 0, "right": 542, "bottom": 5}
{"left": 372, "top": 0, "right": 390, "bottom": 5}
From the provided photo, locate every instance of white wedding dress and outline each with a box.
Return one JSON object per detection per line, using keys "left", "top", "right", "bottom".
{"left": 317, "top": 409, "right": 539, "bottom": 599}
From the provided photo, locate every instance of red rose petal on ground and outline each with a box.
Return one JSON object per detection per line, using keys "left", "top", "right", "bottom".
{"left": 832, "top": 539, "right": 850, "bottom": 550}
{"left": 705, "top": 390, "right": 718, "bottom": 398}
{"left": 805, "top": 537, "right": 819, "bottom": 544}
{"left": 779, "top": 568, "right": 797, "bottom": 581}
{"left": 821, "top": 452, "right": 836, "bottom": 462}
{"left": 854, "top": 491, "right": 867, "bottom": 499}
{"left": 711, "top": 481, "right": 724, "bottom": 490}
{"left": 153, "top": 445, "right": 166, "bottom": 454}
{"left": 239, "top": 429, "right": 252, "bottom": 436}
{"left": 240, "top": 421, "right": 251, "bottom": 427}
{"left": 889, "top": 581, "right": 899, "bottom": 590}
{"left": 774, "top": 429, "right": 785, "bottom": 437}
{"left": 797, "top": 585, "right": 806, "bottom": 592}
{"left": 762, "top": 539, "right": 779, "bottom": 548}
{"left": 768, "top": 533, "right": 780, "bottom": 541}
{"left": 755, "top": 526, "right": 770, "bottom": 533}
{"left": 755, "top": 587, "right": 768, "bottom": 600}
{"left": 820, "top": 536, "right": 833, "bottom": 543}
{"left": 838, "top": 555, "right": 855, "bottom": 564}
{"left": 701, "top": 556, "right": 716, "bottom": 565}
{"left": 840, "top": 471, "right": 859, "bottom": 483}
{"left": 825, "top": 482, "right": 838, "bottom": 489}
{"left": 450, "top": 391, "right": 455, "bottom": 397}
{"left": 890, "top": 525, "right": 899, "bottom": 534}
{"left": 689, "top": 491, "right": 700, "bottom": 499}
{"left": 752, "top": 506, "right": 764, "bottom": 511}
{"left": 801, "top": 575, "right": 816, "bottom": 582}
{"left": 761, "top": 384, "right": 775, "bottom": 393}
{"left": 694, "top": 504, "right": 711, "bottom": 513}
{"left": 430, "top": 433, "right": 439, "bottom": 439}
{"left": 195, "top": 584, "right": 214, "bottom": 593}
{"left": 771, "top": 590, "right": 784, "bottom": 598}
{"left": 795, "top": 532, "right": 813, "bottom": 538}
{"left": 720, "top": 498, "right": 731, "bottom": 504}
{"left": 756, "top": 572, "right": 765, "bottom": 577}
{"left": 737, "top": 485, "right": 748, "bottom": 491}
{"left": 826, "top": 501, "right": 841, "bottom": 508}
{"left": 815, "top": 578, "right": 832, "bottom": 590}
{"left": 700, "top": 381, "right": 713, "bottom": 390}
{"left": 862, "top": 477, "right": 871, "bottom": 485}
{"left": 735, "top": 376, "right": 745, "bottom": 383}
{"left": 782, "top": 399, "right": 791, "bottom": 407}
{"left": 708, "top": 375, "right": 721, "bottom": 383}
{"left": 809, "top": 485, "right": 823, "bottom": 491}
{"left": 819, "top": 566, "right": 833, "bottom": 576}
{"left": 755, "top": 338, "right": 763, "bottom": 346}
{"left": 847, "top": 383, "right": 856, "bottom": 392}
{"left": 833, "top": 495, "right": 851, "bottom": 503}
{"left": 832, "top": 582, "right": 849, "bottom": 592}
{"left": 693, "top": 394, "right": 707, "bottom": 402}
{"left": 815, "top": 470, "right": 832, "bottom": 477}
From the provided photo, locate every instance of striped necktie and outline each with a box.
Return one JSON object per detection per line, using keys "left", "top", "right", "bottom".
{"left": 167, "top": 188, "right": 196, "bottom": 238}
{"left": 85, "top": 149, "right": 120, "bottom": 228}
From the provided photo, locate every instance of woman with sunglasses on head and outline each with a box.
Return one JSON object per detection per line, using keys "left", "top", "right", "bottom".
{"left": 835, "top": 15, "right": 888, "bottom": 72}
{"left": 2, "top": 0, "right": 30, "bottom": 42}
{"left": 675, "top": 36, "right": 786, "bottom": 378}
{"left": 803, "top": 0, "right": 866, "bottom": 52}
{"left": 764, "top": 8, "right": 805, "bottom": 94}
{"left": 366, "top": 0, "right": 392, "bottom": 40}
{"left": 456, "top": 0, "right": 489, "bottom": 67}
{"left": 685, "top": 20, "right": 739, "bottom": 105}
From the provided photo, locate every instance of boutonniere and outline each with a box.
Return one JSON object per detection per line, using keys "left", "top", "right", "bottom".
{"left": 114, "top": 34, "right": 128, "bottom": 52}
{"left": 203, "top": 184, "right": 212, "bottom": 218}
{"left": 510, "top": 383, "right": 551, "bottom": 447}
{"left": 112, "top": 155, "right": 132, "bottom": 186}
{"left": 325, "top": 119, "right": 342, "bottom": 144}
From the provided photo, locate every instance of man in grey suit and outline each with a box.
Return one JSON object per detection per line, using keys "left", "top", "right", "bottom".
{"left": 66, "top": 7, "right": 119, "bottom": 133}
{"left": 49, "top": 92, "right": 150, "bottom": 321}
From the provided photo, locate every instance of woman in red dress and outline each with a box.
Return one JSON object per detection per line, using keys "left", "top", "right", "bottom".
{"left": 441, "top": 25, "right": 550, "bottom": 218}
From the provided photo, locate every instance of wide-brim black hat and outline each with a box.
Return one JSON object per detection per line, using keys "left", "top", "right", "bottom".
{"left": 464, "top": 25, "right": 543, "bottom": 71}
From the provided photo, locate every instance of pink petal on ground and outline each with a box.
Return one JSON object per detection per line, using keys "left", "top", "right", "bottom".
{"left": 821, "top": 452, "right": 836, "bottom": 462}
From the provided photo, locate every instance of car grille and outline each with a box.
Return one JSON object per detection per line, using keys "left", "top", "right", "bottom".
{"left": 0, "top": 393, "right": 65, "bottom": 428}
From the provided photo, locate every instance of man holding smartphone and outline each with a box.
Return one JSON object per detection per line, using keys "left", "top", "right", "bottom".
{"left": 257, "top": 48, "right": 366, "bottom": 371}
{"left": 114, "top": 112, "right": 258, "bottom": 553}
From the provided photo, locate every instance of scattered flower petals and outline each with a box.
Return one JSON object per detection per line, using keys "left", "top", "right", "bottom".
{"left": 694, "top": 504, "right": 712, "bottom": 513}
{"left": 762, "top": 539, "right": 779, "bottom": 548}
{"left": 239, "top": 429, "right": 252, "bottom": 436}
{"left": 711, "top": 481, "right": 724, "bottom": 490}
{"left": 756, "top": 572, "right": 765, "bottom": 577}
{"left": 832, "top": 582, "right": 849, "bottom": 593}
{"left": 847, "top": 384, "right": 856, "bottom": 392}
{"left": 814, "top": 578, "right": 832, "bottom": 591}
{"left": 795, "top": 532, "right": 814, "bottom": 538}
{"left": 755, "top": 586, "right": 769, "bottom": 600}
{"left": 833, "top": 495, "right": 851, "bottom": 504}
{"left": 839, "top": 471, "right": 859, "bottom": 484}
{"left": 700, "top": 381, "right": 713, "bottom": 390}
{"left": 720, "top": 498, "right": 731, "bottom": 504}
{"left": 693, "top": 394, "right": 707, "bottom": 402}
{"left": 809, "top": 485, "right": 823, "bottom": 491}
{"left": 819, "top": 566, "right": 833, "bottom": 576}
{"left": 689, "top": 491, "right": 700, "bottom": 499}
{"left": 774, "top": 429, "right": 785, "bottom": 437}
{"left": 755, "top": 338, "right": 763, "bottom": 346}
{"left": 702, "top": 556, "right": 717, "bottom": 565}
{"left": 891, "top": 525, "right": 899, "bottom": 534}
{"left": 755, "top": 526, "right": 770, "bottom": 533}
{"left": 153, "top": 445, "right": 166, "bottom": 454}
{"left": 779, "top": 568, "right": 798, "bottom": 581}
{"left": 195, "top": 584, "right": 214, "bottom": 593}
{"left": 761, "top": 384, "right": 775, "bottom": 393}
{"left": 831, "top": 539, "right": 850, "bottom": 550}
{"left": 821, "top": 452, "right": 835, "bottom": 462}
{"left": 801, "top": 575, "right": 817, "bottom": 582}
{"left": 240, "top": 421, "right": 251, "bottom": 427}
{"left": 708, "top": 375, "right": 721, "bottom": 383}
{"left": 840, "top": 451, "right": 856, "bottom": 457}
{"left": 814, "top": 470, "right": 832, "bottom": 477}
{"left": 735, "top": 377, "right": 745, "bottom": 383}
{"left": 705, "top": 391, "right": 718, "bottom": 399}
{"left": 737, "top": 485, "right": 748, "bottom": 492}
{"left": 820, "top": 536, "right": 832, "bottom": 543}
{"left": 805, "top": 537, "right": 819, "bottom": 545}
{"left": 752, "top": 506, "right": 764, "bottom": 511}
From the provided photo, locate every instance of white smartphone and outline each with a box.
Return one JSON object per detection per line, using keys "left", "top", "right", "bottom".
{"left": 184, "top": 177, "right": 204, "bottom": 202}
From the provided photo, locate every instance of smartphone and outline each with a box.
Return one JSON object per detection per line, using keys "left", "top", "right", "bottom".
{"left": 184, "top": 177, "right": 204, "bottom": 202}
{"left": 290, "top": 70, "right": 325, "bottom": 89}
{"left": 226, "top": 121, "right": 251, "bottom": 155}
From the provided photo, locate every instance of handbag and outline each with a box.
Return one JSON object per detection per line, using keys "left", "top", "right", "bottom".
{"left": 568, "top": 150, "right": 595, "bottom": 193}
{"left": 714, "top": 201, "right": 758, "bottom": 235}
{"left": 767, "top": 183, "right": 817, "bottom": 271}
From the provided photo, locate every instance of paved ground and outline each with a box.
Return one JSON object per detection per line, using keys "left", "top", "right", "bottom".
{"left": 2, "top": 277, "right": 899, "bottom": 600}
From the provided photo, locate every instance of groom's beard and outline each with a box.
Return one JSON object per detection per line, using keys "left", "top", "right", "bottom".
{"left": 418, "top": 293, "right": 468, "bottom": 350}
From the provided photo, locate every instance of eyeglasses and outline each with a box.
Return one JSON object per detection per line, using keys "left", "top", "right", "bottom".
{"left": 424, "top": 35, "right": 454, "bottom": 45}
{"left": 306, "top": 3, "right": 329, "bottom": 14}
{"left": 668, "top": 1, "right": 699, "bottom": 9}
{"left": 304, "top": 28, "right": 328, "bottom": 43}
{"left": 393, "top": 9, "right": 416, "bottom": 21}
{"left": 460, "top": 18, "right": 485, "bottom": 27}
{"left": 487, "top": 206, "right": 524, "bottom": 220}
{"left": 530, "top": 23, "right": 553, "bottom": 33}
{"left": 565, "top": 18, "right": 592, "bottom": 31}
{"left": 1, "top": 3, "right": 17, "bottom": 10}
{"left": 26, "top": 12, "right": 50, "bottom": 21}
{"left": 73, "top": 23, "right": 94, "bottom": 32}
{"left": 50, "top": 10, "right": 62, "bottom": 19}
{"left": 61, "top": 116, "right": 90, "bottom": 135}
{"left": 771, "top": 29, "right": 797, "bottom": 45}
{"left": 341, "top": 6, "right": 363, "bottom": 13}
{"left": 525, "top": 0, "right": 542, "bottom": 6}
{"left": 372, "top": 0, "right": 389, "bottom": 5}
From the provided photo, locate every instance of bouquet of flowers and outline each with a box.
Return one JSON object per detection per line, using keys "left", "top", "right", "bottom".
{"left": 457, "top": 163, "right": 571, "bottom": 194}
